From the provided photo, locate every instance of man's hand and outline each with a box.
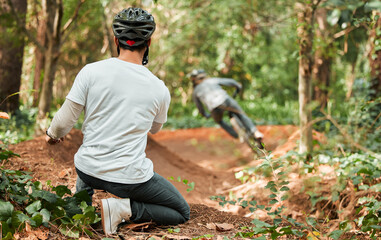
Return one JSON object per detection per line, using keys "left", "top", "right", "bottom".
{"left": 45, "top": 135, "right": 64, "bottom": 145}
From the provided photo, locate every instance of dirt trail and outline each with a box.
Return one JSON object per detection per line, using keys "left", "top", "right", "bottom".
{"left": 6, "top": 125, "right": 306, "bottom": 239}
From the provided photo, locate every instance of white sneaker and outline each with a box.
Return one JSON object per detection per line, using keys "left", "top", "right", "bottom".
{"left": 101, "top": 198, "right": 132, "bottom": 235}
{"left": 254, "top": 130, "right": 264, "bottom": 140}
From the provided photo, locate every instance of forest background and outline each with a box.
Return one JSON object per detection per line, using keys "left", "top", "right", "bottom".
{"left": 0, "top": 0, "right": 381, "bottom": 239}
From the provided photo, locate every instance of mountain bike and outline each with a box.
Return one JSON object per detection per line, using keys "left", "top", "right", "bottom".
{"left": 228, "top": 90, "right": 264, "bottom": 153}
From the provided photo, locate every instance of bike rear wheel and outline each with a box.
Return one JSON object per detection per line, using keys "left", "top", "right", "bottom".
{"left": 230, "top": 114, "right": 264, "bottom": 152}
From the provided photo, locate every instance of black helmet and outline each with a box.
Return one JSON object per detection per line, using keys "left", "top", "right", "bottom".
{"left": 112, "top": 7, "right": 156, "bottom": 49}
{"left": 190, "top": 69, "right": 207, "bottom": 80}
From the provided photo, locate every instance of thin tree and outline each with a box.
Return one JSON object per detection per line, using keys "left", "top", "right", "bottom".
{"left": 295, "top": 0, "right": 322, "bottom": 154}
{"left": 369, "top": 11, "right": 381, "bottom": 100}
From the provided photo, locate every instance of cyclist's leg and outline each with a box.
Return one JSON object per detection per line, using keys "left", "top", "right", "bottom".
{"left": 224, "top": 98, "right": 258, "bottom": 135}
{"left": 211, "top": 107, "right": 238, "bottom": 138}
{"left": 76, "top": 169, "right": 189, "bottom": 225}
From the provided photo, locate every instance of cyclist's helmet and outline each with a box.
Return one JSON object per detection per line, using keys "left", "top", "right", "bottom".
{"left": 190, "top": 69, "right": 207, "bottom": 81}
{"left": 112, "top": 7, "right": 156, "bottom": 49}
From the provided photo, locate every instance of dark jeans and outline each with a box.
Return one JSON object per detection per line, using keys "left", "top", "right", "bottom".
{"left": 75, "top": 168, "right": 190, "bottom": 225}
{"left": 211, "top": 97, "right": 257, "bottom": 138}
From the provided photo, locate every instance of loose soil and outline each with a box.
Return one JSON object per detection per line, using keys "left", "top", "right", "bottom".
{"left": 5, "top": 126, "right": 364, "bottom": 239}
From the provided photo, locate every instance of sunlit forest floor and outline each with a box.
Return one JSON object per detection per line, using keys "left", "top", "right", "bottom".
{"left": 6, "top": 127, "right": 372, "bottom": 239}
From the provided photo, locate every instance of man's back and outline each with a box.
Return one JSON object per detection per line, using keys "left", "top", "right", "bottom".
{"left": 67, "top": 58, "right": 170, "bottom": 184}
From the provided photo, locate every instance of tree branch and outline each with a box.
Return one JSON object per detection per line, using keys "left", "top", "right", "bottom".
{"left": 6, "top": 0, "right": 46, "bottom": 52}
{"left": 61, "top": 0, "right": 86, "bottom": 37}
{"left": 321, "top": 110, "right": 377, "bottom": 156}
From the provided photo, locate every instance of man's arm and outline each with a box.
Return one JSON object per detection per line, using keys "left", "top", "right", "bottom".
{"left": 149, "top": 121, "right": 163, "bottom": 134}
{"left": 192, "top": 93, "right": 210, "bottom": 118}
{"left": 46, "top": 99, "right": 84, "bottom": 144}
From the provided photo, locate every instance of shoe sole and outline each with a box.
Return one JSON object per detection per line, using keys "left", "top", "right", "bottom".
{"left": 100, "top": 199, "right": 111, "bottom": 235}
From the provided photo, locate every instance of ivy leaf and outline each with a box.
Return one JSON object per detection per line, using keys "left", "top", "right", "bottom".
{"left": 30, "top": 214, "right": 43, "bottom": 227}
{"left": 11, "top": 211, "right": 29, "bottom": 229}
{"left": 73, "top": 190, "right": 92, "bottom": 204}
{"left": 26, "top": 200, "right": 42, "bottom": 215}
{"left": 52, "top": 185, "right": 71, "bottom": 198}
{"left": 39, "top": 208, "right": 51, "bottom": 223}
{"left": 31, "top": 190, "right": 57, "bottom": 203}
{"left": 251, "top": 219, "right": 272, "bottom": 228}
{"left": 0, "top": 201, "right": 14, "bottom": 221}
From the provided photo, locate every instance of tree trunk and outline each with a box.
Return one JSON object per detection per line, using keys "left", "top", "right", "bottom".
{"left": 296, "top": 1, "right": 314, "bottom": 154}
{"left": 0, "top": 0, "right": 27, "bottom": 113}
{"left": 312, "top": 8, "right": 332, "bottom": 109}
{"left": 32, "top": 2, "right": 48, "bottom": 107}
{"left": 102, "top": 5, "right": 117, "bottom": 57}
{"left": 369, "top": 11, "right": 381, "bottom": 99}
{"left": 36, "top": 0, "right": 63, "bottom": 132}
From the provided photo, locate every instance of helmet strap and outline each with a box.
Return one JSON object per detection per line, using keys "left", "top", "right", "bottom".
{"left": 117, "top": 45, "right": 120, "bottom": 56}
{"left": 142, "top": 43, "right": 149, "bottom": 65}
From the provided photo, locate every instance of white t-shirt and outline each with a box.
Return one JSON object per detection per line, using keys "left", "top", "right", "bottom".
{"left": 66, "top": 58, "right": 170, "bottom": 184}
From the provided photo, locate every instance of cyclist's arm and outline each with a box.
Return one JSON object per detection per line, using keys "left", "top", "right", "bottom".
{"left": 216, "top": 78, "right": 242, "bottom": 93}
{"left": 149, "top": 121, "right": 163, "bottom": 134}
{"left": 47, "top": 99, "right": 84, "bottom": 139}
{"left": 192, "top": 93, "right": 210, "bottom": 118}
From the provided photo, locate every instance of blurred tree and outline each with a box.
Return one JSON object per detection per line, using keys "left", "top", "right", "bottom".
{"left": 296, "top": 0, "right": 322, "bottom": 154}
{"left": 0, "top": 0, "right": 27, "bottom": 113}
{"left": 7, "top": 0, "right": 86, "bottom": 131}
{"left": 36, "top": 0, "right": 86, "bottom": 131}
{"left": 31, "top": 0, "right": 47, "bottom": 107}
{"left": 312, "top": 7, "right": 333, "bottom": 109}
{"left": 369, "top": 10, "right": 381, "bottom": 99}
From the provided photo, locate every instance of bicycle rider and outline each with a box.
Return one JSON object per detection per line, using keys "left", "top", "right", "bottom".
{"left": 190, "top": 69, "right": 264, "bottom": 147}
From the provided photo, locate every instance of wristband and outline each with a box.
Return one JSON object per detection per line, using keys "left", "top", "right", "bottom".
{"left": 46, "top": 129, "right": 60, "bottom": 142}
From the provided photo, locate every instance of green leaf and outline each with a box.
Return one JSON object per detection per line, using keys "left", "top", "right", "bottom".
{"left": 0, "top": 221, "right": 12, "bottom": 237}
{"left": 327, "top": 9, "right": 341, "bottom": 26}
{"left": 187, "top": 182, "right": 195, "bottom": 192}
{"left": 26, "top": 200, "right": 42, "bottom": 215}
{"left": 269, "top": 194, "right": 277, "bottom": 198}
{"left": 269, "top": 199, "right": 278, "bottom": 204}
{"left": 329, "top": 230, "right": 343, "bottom": 240}
{"left": 52, "top": 185, "right": 71, "bottom": 198}
{"left": 30, "top": 214, "right": 43, "bottom": 227}
{"left": 11, "top": 211, "right": 29, "bottom": 229}
{"left": 31, "top": 190, "right": 57, "bottom": 203}
{"left": 265, "top": 181, "right": 276, "bottom": 189}
{"left": 39, "top": 208, "right": 51, "bottom": 223}
{"left": 280, "top": 186, "right": 290, "bottom": 191}
{"left": 73, "top": 190, "right": 92, "bottom": 204}
{"left": 251, "top": 219, "right": 272, "bottom": 228}
{"left": 240, "top": 200, "right": 248, "bottom": 208}
{"left": 273, "top": 218, "right": 282, "bottom": 225}
{"left": 0, "top": 201, "right": 14, "bottom": 221}
{"left": 365, "top": 1, "right": 381, "bottom": 12}
{"left": 72, "top": 214, "right": 84, "bottom": 220}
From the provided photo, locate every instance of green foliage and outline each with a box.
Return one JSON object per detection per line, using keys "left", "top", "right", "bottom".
{"left": 212, "top": 149, "right": 381, "bottom": 239}
{"left": 168, "top": 176, "right": 195, "bottom": 192}
{"left": 0, "top": 106, "right": 37, "bottom": 144}
{"left": 0, "top": 148, "right": 100, "bottom": 239}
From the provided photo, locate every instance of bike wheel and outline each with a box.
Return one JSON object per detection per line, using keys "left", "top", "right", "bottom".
{"left": 230, "top": 115, "right": 262, "bottom": 152}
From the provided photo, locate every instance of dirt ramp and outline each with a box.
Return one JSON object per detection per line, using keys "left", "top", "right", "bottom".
{"left": 147, "top": 136, "right": 240, "bottom": 205}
